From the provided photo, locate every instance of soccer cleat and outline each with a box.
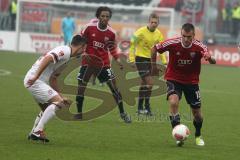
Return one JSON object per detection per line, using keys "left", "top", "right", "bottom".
{"left": 196, "top": 136, "right": 205, "bottom": 146}
{"left": 144, "top": 109, "right": 153, "bottom": 116}
{"left": 176, "top": 140, "right": 184, "bottom": 147}
{"left": 136, "top": 109, "right": 145, "bottom": 115}
{"left": 30, "top": 130, "right": 49, "bottom": 143}
{"left": 74, "top": 113, "right": 83, "bottom": 120}
{"left": 120, "top": 113, "right": 132, "bottom": 123}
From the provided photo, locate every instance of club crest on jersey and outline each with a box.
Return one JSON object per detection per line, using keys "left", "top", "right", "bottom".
{"left": 59, "top": 51, "right": 64, "bottom": 56}
{"left": 190, "top": 52, "right": 196, "bottom": 58}
{"left": 48, "top": 89, "right": 53, "bottom": 95}
{"left": 104, "top": 36, "right": 109, "bottom": 42}
{"left": 176, "top": 52, "right": 181, "bottom": 56}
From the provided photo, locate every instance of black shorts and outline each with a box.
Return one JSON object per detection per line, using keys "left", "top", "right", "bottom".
{"left": 77, "top": 66, "right": 115, "bottom": 83}
{"left": 166, "top": 80, "right": 201, "bottom": 108}
{"left": 135, "top": 56, "right": 151, "bottom": 78}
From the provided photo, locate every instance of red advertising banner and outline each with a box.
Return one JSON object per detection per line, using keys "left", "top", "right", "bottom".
{"left": 207, "top": 45, "right": 240, "bottom": 67}
{"left": 22, "top": 2, "right": 49, "bottom": 23}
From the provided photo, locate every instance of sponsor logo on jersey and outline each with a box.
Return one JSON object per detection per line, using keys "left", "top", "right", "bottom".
{"left": 93, "top": 41, "right": 105, "bottom": 48}
{"left": 178, "top": 59, "right": 192, "bottom": 65}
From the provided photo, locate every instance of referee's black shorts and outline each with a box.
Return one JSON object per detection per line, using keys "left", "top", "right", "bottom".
{"left": 135, "top": 56, "right": 151, "bottom": 78}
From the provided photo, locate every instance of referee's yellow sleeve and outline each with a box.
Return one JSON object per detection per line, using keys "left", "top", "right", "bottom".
{"left": 160, "top": 54, "right": 167, "bottom": 65}
{"left": 128, "top": 35, "right": 137, "bottom": 63}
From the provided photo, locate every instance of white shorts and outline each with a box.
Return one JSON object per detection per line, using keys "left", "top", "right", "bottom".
{"left": 24, "top": 77, "right": 58, "bottom": 104}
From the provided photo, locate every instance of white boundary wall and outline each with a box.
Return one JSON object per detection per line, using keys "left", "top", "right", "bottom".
{"left": 0, "top": 31, "right": 63, "bottom": 53}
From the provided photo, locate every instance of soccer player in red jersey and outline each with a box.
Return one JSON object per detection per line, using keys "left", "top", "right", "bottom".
{"left": 151, "top": 23, "right": 216, "bottom": 146}
{"left": 76, "top": 6, "right": 131, "bottom": 123}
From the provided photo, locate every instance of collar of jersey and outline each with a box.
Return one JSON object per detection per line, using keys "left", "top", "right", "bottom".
{"left": 97, "top": 22, "right": 108, "bottom": 32}
{"left": 181, "top": 38, "right": 194, "bottom": 48}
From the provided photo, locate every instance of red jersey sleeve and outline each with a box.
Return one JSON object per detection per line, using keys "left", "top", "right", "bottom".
{"left": 154, "top": 38, "right": 182, "bottom": 53}
{"left": 194, "top": 40, "right": 209, "bottom": 60}
{"left": 80, "top": 25, "right": 88, "bottom": 37}
{"left": 107, "top": 33, "right": 119, "bottom": 60}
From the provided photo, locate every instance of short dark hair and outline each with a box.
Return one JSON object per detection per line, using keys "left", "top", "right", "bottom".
{"left": 95, "top": 6, "right": 112, "bottom": 18}
{"left": 71, "top": 35, "right": 87, "bottom": 46}
{"left": 149, "top": 13, "right": 159, "bottom": 21}
{"left": 182, "top": 23, "right": 195, "bottom": 33}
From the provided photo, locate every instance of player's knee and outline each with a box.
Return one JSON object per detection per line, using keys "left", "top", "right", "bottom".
{"left": 168, "top": 94, "right": 179, "bottom": 107}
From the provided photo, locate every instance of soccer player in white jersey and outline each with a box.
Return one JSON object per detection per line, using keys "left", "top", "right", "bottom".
{"left": 24, "top": 35, "right": 87, "bottom": 142}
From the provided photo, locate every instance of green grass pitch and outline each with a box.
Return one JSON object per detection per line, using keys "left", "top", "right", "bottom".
{"left": 0, "top": 51, "right": 240, "bottom": 160}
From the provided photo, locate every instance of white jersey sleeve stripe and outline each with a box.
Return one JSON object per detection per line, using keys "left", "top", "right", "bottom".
{"left": 193, "top": 40, "right": 208, "bottom": 52}
{"left": 49, "top": 52, "right": 59, "bottom": 64}
{"left": 162, "top": 38, "right": 181, "bottom": 48}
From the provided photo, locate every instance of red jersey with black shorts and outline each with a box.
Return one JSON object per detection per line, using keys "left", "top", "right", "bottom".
{"left": 78, "top": 21, "right": 118, "bottom": 83}
{"left": 154, "top": 37, "right": 210, "bottom": 84}
{"left": 80, "top": 21, "right": 119, "bottom": 67}
{"left": 154, "top": 37, "right": 210, "bottom": 108}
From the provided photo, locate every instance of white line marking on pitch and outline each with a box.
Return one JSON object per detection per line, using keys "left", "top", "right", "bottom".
{"left": 0, "top": 69, "right": 11, "bottom": 76}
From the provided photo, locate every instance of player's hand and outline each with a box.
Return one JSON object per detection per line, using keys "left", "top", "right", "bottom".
{"left": 26, "top": 76, "right": 38, "bottom": 87}
{"left": 62, "top": 97, "right": 73, "bottom": 106}
{"left": 116, "top": 58, "right": 123, "bottom": 70}
{"left": 201, "top": 51, "right": 216, "bottom": 64}
{"left": 201, "top": 51, "right": 211, "bottom": 61}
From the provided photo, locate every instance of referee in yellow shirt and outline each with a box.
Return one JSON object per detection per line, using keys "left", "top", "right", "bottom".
{"left": 129, "top": 13, "right": 167, "bottom": 115}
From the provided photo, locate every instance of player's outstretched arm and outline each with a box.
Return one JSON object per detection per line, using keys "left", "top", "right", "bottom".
{"left": 202, "top": 51, "right": 216, "bottom": 64}
{"left": 128, "top": 35, "right": 137, "bottom": 63}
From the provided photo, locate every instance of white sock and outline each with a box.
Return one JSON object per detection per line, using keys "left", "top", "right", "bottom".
{"left": 30, "top": 111, "right": 43, "bottom": 134}
{"left": 34, "top": 104, "right": 57, "bottom": 132}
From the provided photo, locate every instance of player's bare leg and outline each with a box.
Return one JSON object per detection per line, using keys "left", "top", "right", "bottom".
{"left": 192, "top": 107, "right": 204, "bottom": 146}
{"left": 107, "top": 79, "right": 131, "bottom": 123}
